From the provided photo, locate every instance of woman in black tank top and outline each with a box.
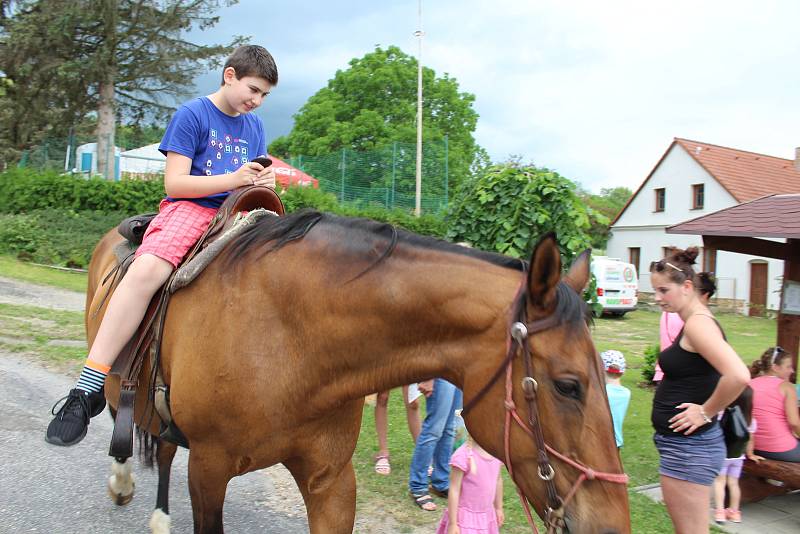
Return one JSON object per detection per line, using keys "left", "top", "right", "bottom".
{"left": 649, "top": 248, "right": 750, "bottom": 534}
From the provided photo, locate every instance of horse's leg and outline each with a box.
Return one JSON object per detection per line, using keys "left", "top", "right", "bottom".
{"left": 284, "top": 456, "right": 357, "bottom": 534}
{"left": 108, "top": 457, "right": 136, "bottom": 505}
{"left": 107, "top": 407, "right": 136, "bottom": 505}
{"left": 187, "top": 446, "right": 234, "bottom": 534}
{"left": 149, "top": 438, "right": 178, "bottom": 534}
{"left": 283, "top": 401, "right": 362, "bottom": 534}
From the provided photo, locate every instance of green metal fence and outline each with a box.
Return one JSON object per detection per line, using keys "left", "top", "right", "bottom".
{"left": 17, "top": 136, "right": 451, "bottom": 212}
{"left": 288, "top": 138, "right": 450, "bottom": 213}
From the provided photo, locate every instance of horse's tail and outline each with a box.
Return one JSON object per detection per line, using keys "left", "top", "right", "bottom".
{"left": 135, "top": 424, "right": 157, "bottom": 468}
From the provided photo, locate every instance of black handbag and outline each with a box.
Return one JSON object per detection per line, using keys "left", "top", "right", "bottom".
{"left": 720, "top": 405, "right": 749, "bottom": 458}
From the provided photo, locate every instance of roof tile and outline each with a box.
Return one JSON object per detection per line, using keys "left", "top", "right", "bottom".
{"left": 674, "top": 138, "right": 800, "bottom": 202}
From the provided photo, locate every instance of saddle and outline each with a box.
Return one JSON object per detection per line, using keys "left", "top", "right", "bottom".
{"left": 105, "top": 186, "right": 284, "bottom": 460}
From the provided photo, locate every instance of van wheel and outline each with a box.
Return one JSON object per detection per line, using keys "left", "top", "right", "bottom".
{"left": 611, "top": 311, "right": 627, "bottom": 317}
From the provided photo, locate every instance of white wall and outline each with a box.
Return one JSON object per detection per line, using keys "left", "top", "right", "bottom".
{"left": 608, "top": 143, "right": 784, "bottom": 311}
{"left": 615, "top": 144, "right": 738, "bottom": 228}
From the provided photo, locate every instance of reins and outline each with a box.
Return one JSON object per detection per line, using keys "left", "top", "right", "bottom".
{"left": 461, "top": 279, "right": 629, "bottom": 533}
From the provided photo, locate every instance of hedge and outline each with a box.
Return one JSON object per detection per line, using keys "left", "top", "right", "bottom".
{"left": 0, "top": 168, "right": 164, "bottom": 215}
{"left": 0, "top": 170, "right": 448, "bottom": 268}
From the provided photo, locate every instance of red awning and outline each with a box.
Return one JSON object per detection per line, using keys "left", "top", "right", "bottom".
{"left": 269, "top": 156, "right": 319, "bottom": 189}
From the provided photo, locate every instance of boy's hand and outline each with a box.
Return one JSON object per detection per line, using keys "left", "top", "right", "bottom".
{"left": 254, "top": 165, "right": 276, "bottom": 188}
{"left": 234, "top": 162, "right": 276, "bottom": 188}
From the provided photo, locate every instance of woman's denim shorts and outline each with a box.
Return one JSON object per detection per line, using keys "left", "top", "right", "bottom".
{"left": 654, "top": 424, "right": 725, "bottom": 486}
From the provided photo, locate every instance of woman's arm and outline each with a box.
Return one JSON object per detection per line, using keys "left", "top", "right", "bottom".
{"left": 746, "top": 434, "right": 765, "bottom": 462}
{"left": 163, "top": 152, "right": 275, "bottom": 198}
{"left": 447, "top": 467, "right": 464, "bottom": 534}
{"left": 780, "top": 381, "right": 800, "bottom": 437}
{"left": 671, "top": 315, "right": 749, "bottom": 434}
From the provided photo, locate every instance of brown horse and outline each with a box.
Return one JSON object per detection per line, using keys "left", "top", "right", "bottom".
{"left": 88, "top": 210, "right": 630, "bottom": 533}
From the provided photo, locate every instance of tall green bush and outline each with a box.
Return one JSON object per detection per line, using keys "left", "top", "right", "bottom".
{"left": 445, "top": 163, "right": 593, "bottom": 260}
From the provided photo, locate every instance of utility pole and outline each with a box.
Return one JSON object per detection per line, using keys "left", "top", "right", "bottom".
{"left": 414, "top": 0, "right": 424, "bottom": 216}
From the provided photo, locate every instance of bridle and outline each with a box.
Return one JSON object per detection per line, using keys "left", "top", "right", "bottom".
{"left": 461, "top": 279, "right": 629, "bottom": 533}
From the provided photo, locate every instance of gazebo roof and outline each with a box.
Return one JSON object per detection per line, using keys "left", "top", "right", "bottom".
{"left": 667, "top": 194, "right": 800, "bottom": 239}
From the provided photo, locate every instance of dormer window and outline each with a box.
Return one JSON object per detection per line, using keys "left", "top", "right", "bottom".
{"left": 692, "top": 184, "right": 704, "bottom": 209}
{"left": 655, "top": 188, "right": 665, "bottom": 212}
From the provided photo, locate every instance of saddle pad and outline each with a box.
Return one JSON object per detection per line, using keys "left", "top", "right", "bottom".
{"left": 169, "top": 208, "right": 278, "bottom": 293}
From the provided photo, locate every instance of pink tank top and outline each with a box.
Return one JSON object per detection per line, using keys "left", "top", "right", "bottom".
{"left": 751, "top": 375, "right": 797, "bottom": 453}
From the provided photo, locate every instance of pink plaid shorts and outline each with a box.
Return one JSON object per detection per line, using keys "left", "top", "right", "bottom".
{"left": 135, "top": 199, "right": 218, "bottom": 268}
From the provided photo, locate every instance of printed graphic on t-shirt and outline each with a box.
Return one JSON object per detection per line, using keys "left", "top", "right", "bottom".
{"left": 205, "top": 131, "right": 252, "bottom": 177}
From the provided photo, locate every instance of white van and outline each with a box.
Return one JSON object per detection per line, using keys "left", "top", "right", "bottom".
{"left": 591, "top": 256, "right": 638, "bottom": 316}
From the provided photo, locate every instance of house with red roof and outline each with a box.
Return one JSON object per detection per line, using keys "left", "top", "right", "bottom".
{"left": 607, "top": 138, "right": 800, "bottom": 313}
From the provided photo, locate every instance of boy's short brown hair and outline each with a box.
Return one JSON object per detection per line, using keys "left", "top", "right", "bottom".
{"left": 221, "top": 45, "right": 278, "bottom": 86}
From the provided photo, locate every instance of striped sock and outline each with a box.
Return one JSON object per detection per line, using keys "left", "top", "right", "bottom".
{"left": 75, "top": 358, "right": 110, "bottom": 394}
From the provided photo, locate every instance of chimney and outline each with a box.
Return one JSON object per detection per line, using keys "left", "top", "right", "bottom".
{"left": 796, "top": 147, "right": 800, "bottom": 172}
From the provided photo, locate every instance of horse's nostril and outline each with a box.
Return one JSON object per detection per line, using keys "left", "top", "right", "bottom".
{"left": 600, "top": 530, "right": 620, "bottom": 534}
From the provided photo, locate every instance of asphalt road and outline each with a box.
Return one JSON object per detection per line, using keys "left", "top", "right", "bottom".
{"left": 0, "top": 354, "right": 310, "bottom": 533}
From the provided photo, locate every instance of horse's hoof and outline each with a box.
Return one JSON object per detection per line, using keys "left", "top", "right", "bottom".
{"left": 108, "top": 484, "right": 135, "bottom": 506}
{"left": 108, "top": 460, "right": 135, "bottom": 506}
{"left": 150, "top": 509, "right": 171, "bottom": 534}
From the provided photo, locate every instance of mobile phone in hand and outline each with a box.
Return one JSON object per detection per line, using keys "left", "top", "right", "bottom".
{"left": 251, "top": 156, "right": 272, "bottom": 168}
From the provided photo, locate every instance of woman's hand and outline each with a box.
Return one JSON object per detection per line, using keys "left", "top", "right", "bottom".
{"left": 447, "top": 524, "right": 460, "bottom": 534}
{"left": 669, "top": 403, "right": 710, "bottom": 435}
{"left": 418, "top": 379, "right": 435, "bottom": 398}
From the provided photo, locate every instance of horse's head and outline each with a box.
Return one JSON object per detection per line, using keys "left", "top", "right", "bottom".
{"left": 464, "top": 234, "right": 630, "bottom": 534}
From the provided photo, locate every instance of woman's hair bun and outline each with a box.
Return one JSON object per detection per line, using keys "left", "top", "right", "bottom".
{"left": 673, "top": 247, "right": 699, "bottom": 265}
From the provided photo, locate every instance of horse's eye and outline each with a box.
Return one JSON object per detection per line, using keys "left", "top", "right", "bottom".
{"left": 554, "top": 379, "right": 582, "bottom": 400}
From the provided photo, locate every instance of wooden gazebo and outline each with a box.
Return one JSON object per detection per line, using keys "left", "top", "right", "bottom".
{"left": 667, "top": 193, "right": 800, "bottom": 375}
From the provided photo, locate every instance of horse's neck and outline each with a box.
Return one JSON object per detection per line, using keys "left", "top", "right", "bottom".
{"left": 287, "top": 246, "right": 519, "bottom": 398}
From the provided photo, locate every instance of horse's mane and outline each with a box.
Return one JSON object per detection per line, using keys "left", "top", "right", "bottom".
{"left": 222, "top": 209, "right": 589, "bottom": 325}
{"left": 223, "top": 209, "right": 525, "bottom": 272}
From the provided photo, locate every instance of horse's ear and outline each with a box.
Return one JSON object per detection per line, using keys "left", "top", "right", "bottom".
{"left": 564, "top": 249, "right": 591, "bottom": 293}
{"left": 527, "top": 232, "right": 561, "bottom": 309}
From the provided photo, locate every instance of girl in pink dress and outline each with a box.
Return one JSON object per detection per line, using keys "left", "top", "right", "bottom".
{"left": 436, "top": 435, "right": 504, "bottom": 534}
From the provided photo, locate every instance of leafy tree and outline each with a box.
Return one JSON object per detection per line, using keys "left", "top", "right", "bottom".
{"left": 446, "top": 162, "right": 593, "bottom": 260}
{"left": 0, "top": 0, "right": 241, "bottom": 174}
{"left": 269, "top": 46, "right": 481, "bottom": 198}
{"left": 579, "top": 186, "right": 632, "bottom": 250}
{"left": 116, "top": 122, "right": 166, "bottom": 149}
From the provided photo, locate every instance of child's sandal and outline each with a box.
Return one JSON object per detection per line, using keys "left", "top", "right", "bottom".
{"left": 410, "top": 492, "right": 437, "bottom": 511}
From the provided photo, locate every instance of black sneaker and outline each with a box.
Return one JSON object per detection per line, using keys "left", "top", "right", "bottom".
{"left": 45, "top": 388, "right": 106, "bottom": 446}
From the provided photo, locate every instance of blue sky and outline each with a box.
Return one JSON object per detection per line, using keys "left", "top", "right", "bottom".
{"left": 190, "top": 0, "right": 800, "bottom": 192}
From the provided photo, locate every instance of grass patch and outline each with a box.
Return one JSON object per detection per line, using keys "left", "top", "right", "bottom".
{"left": 0, "top": 254, "right": 88, "bottom": 292}
{"left": 0, "top": 302, "right": 86, "bottom": 365}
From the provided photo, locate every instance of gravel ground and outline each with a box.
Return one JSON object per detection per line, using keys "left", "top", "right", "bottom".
{"left": 0, "top": 276, "right": 424, "bottom": 533}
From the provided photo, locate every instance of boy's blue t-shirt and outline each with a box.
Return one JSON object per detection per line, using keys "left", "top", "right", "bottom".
{"left": 606, "top": 383, "right": 631, "bottom": 448}
{"left": 159, "top": 97, "right": 267, "bottom": 208}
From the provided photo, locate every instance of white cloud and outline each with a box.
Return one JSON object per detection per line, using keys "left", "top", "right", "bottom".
{"left": 196, "top": 0, "right": 800, "bottom": 191}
